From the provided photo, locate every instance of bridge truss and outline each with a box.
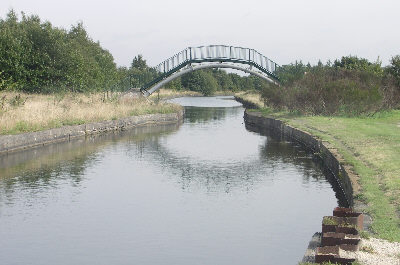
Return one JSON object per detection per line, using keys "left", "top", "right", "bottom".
{"left": 137, "top": 45, "right": 280, "bottom": 96}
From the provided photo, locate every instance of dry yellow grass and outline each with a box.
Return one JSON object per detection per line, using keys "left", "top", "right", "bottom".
{"left": 148, "top": 88, "right": 202, "bottom": 100}
{"left": 148, "top": 88, "right": 234, "bottom": 100}
{"left": 235, "top": 91, "right": 264, "bottom": 108}
{"left": 0, "top": 91, "right": 182, "bottom": 135}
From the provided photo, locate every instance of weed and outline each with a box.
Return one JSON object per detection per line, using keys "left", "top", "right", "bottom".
{"left": 323, "top": 216, "right": 338, "bottom": 225}
{"left": 0, "top": 95, "right": 6, "bottom": 110}
{"left": 359, "top": 230, "right": 371, "bottom": 239}
{"left": 360, "top": 245, "right": 375, "bottom": 253}
{"left": 9, "top": 94, "right": 25, "bottom": 107}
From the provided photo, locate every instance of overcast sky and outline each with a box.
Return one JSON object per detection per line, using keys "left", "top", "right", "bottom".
{"left": 1, "top": 0, "right": 399, "bottom": 67}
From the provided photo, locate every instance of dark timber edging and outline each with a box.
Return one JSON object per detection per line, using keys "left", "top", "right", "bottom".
{"left": 244, "top": 110, "right": 358, "bottom": 208}
{"left": 0, "top": 110, "right": 184, "bottom": 155}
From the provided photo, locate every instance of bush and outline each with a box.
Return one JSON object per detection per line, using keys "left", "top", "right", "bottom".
{"left": 262, "top": 65, "right": 399, "bottom": 116}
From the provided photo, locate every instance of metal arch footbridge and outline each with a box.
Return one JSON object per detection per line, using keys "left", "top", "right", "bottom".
{"left": 139, "top": 45, "right": 280, "bottom": 96}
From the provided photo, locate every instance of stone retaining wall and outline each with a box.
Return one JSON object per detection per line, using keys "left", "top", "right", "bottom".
{"left": 0, "top": 110, "right": 184, "bottom": 155}
{"left": 244, "top": 110, "right": 357, "bottom": 207}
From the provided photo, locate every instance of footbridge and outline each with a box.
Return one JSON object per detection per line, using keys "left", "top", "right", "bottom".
{"left": 138, "top": 45, "right": 280, "bottom": 96}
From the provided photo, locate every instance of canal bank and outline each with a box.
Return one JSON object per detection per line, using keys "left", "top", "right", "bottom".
{"left": 242, "top": 110, "right": 374, "bottom": 264}
{"left": 0, "top": 109, "right": 184, "bottom": 155}
{"left": 244, "top": 110, "right": 358, "bottom": 208}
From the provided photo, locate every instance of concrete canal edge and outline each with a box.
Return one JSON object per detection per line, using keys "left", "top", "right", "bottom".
{"left": 0, "top": 109, "right": 184, "bottom": 155}
{"left": 244, "top": 110, "right": 356, "bottom": 206}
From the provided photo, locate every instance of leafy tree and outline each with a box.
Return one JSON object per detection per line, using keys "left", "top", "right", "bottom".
{"left": 0, "top": 10, "right": 118, "bottom": 93}
{"left": 388, "top": 55, "right": 400, "bottom": 87}
{"left": 333, "top": 55, "right": 383, "bottom": 76}
{"left": 211, "top": 69, "right": 233, "bottom": 90}
{"left": 165, "top": 77, "right": 182, "bottom": 90}
{"left": 131, "top": 55, "right": 148, "bottom": 71}
{"left": 181, "top": 70, "right": 217, "bottom": 96}
{"left": 276, "top": 61, "right": 308, "bottom": 85}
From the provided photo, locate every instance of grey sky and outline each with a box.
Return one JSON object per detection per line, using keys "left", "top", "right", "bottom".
{"left": 1, "top": 0, "right": 399, "bottom": 67}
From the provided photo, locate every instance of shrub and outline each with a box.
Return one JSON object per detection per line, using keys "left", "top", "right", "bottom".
{"left": 262, "top": 66, "right": 399, "bottom": 116}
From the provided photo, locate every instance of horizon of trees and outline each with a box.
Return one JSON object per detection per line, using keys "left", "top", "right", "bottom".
{"left": 1, "top": 10, "right": 399, "bottom": 101}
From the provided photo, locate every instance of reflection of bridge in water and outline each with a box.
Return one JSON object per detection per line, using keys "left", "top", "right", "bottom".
{"left": 138, "top": 45, "right": 281, "bottom": 96}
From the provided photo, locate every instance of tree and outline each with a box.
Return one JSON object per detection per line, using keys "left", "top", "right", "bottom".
{"left": 333, "top": 55, "right": 383, "bottom": 76}
{"left": 181, "top": 70, "right": 217, "bottom": 96}
{"left": 131, "top": 55, "right": 148, "bottom": 71}
{"left": 389, "top": 55, "right": 400, "bottom": 87}
{"left": 0, "top": 10, "right": 119, "bottom": 93}
{"left": 276, "top": 61, "right": 308, "bottom": 85}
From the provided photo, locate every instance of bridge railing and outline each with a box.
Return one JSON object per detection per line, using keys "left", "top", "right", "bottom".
{"left": 138, "top": 45, "right": 280, "bottom": 92}
{"left": 152, "top": 45, "right": 278, "bottom": 76}
{"left": 190, "top": 45, "right": 278, "bottom": 74}
{"left": 153, "top": 48, "right": 190, "bottom": 74}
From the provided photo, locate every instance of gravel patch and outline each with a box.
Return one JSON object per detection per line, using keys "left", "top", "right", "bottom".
{"left": 342, "top": 237, "right": 400, "bottom": 265}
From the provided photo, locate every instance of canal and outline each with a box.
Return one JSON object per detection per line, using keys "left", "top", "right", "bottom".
{"left": 0, "top": 96, "right": 341, "bottom": 265}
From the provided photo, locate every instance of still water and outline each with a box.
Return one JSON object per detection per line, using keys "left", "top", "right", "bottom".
{"left": 0, "top": 96, "right": 341, "bottom": 265}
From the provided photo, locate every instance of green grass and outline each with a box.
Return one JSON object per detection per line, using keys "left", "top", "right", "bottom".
{"left": 2, "top": 118, "right": 87, "bottom": 135}
{"left": 323, "top": 216, "right": 339, "bottom": 225}
{"left": 260, "top": 109, "right": 400, "bottom": 241}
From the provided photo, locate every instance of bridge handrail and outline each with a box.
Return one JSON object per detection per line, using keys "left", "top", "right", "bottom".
{"left": 140, "top": 45, "right": 280, "bottom": 92}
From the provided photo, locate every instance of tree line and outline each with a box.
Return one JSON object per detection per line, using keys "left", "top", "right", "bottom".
{"left": 0, "top": 10, "right": 119, "bottom": 93}
{"left": 2, "top": 9, "right": 399, "bottom": 116}
{"left": 0, "top": 10, "right": 264, "bottom": 95}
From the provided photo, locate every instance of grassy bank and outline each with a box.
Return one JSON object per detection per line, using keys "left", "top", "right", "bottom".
{"left": 282, "top": 111, "right": 400, "bottom": 242}
{"left": 0, "top": 91, "right": 182, "bottom": 135}
{"left": 238, "top": 92, "right": 400, "bottom": 242}
{"left": 148, "top": 88, "right": 202, "bottom": 100}
{"left": 148, "top": 88, "right": 235, "bottom": 101}
{"left": 234, "top": 91, "right": 264, "bottom": 108}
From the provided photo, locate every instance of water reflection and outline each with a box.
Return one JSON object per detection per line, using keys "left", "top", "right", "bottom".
{"left": 0, "top": 97, "right": 340, "bottom": 265}
{"left": 125, "top": 107, "right": 344, "bottom": 199}
{"left": 0, "top": 123, "right": 181, "bottom": 205}
{"left": 247, "top": 122, "right": 348, "bottom": 207}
